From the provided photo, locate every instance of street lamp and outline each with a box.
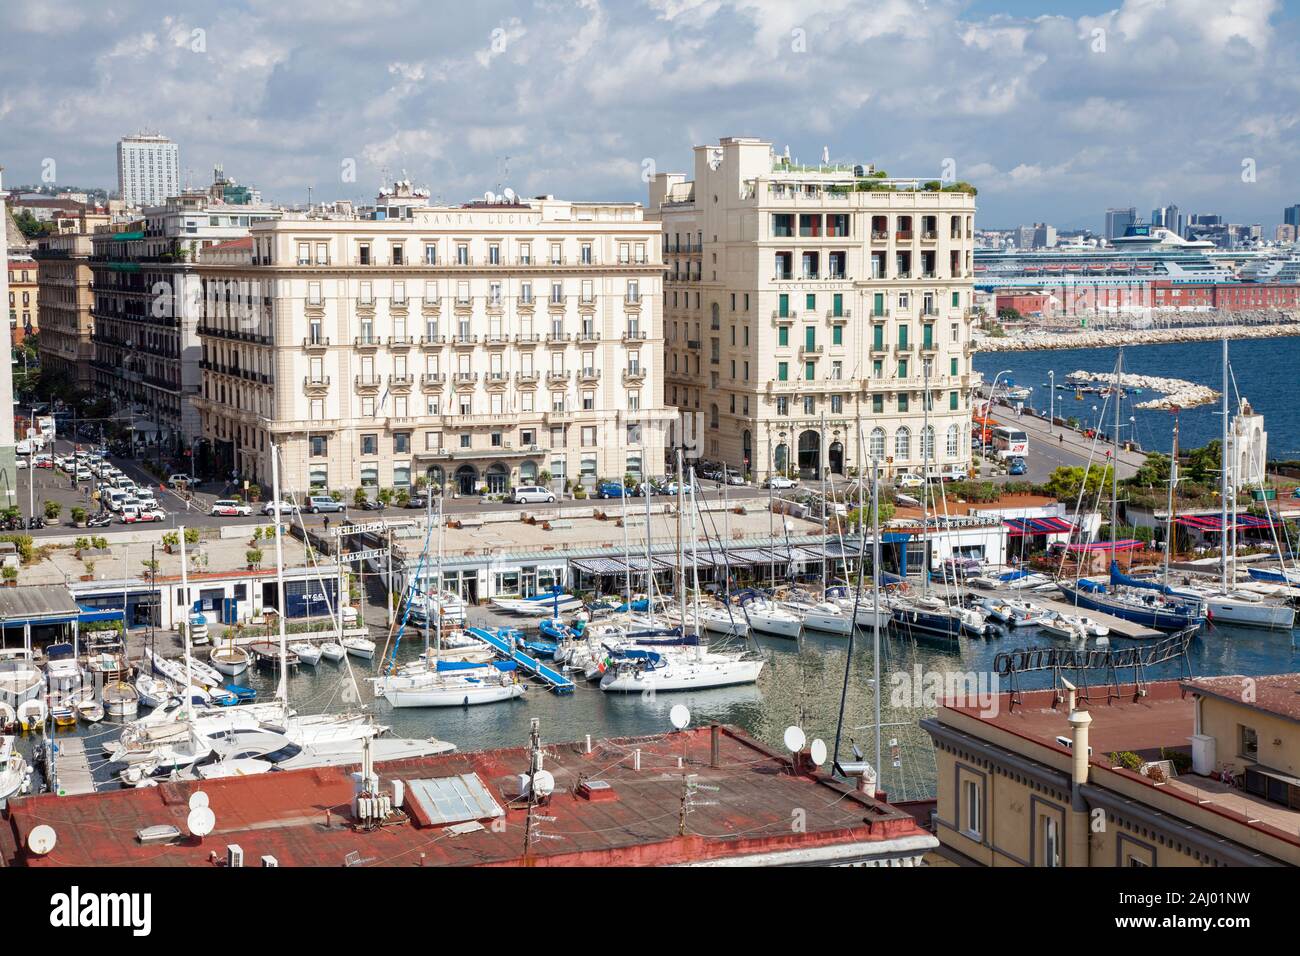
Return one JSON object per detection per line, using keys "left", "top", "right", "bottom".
{"left": 987, "top": 368, "right": 1013, "bottom": 415}
{"left": 1048, "top": 370, "right": 1055, "bottom": 434}
{"left": 1091, "top": 404, "right": 1099, "bottom": 435}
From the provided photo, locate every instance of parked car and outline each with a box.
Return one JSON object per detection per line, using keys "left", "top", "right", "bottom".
{"left": 723, "top": 470, "right": 747, "bottom": 486}
{"left": 896, "top": 473, "right": 924, "bottom": 489}
{"left": 662, "top": 480, "right": 695, "bottom": 496}
{"left": 15, "top": 458, "right": 27, "bottom": 470}
{"left": 1007, "top": 457, "right": 1027, "bottom": 476}
{"left": 764, "top": 475, "right": 799, "bottom": 489}
{"left": 261, "top": 499, "right": 299, "bottom": 516}
{"left": 306, "top": 495, "right": 345, "bottom": 514}
{"left": 595, "top": 481, "right": 627, "bottom": 499}
{"left": 167, "top": 473, "right": 192, "bottom": 487}
{"left": 121, "top": 506, "right": 166, "bottom": 524}
{"left": 404, "top": 494, "right": 429, "bottom": 509}
{"left": 211, "top": 499, "right": 253, "bottom": 517}
{"left": 74, "top": 468, "right": 92, "bottom": 483}
{"left": 508, "top": 485, "right": 556, "bottom": 505}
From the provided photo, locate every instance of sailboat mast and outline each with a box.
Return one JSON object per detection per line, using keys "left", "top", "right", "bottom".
{"left": 1163, "top": 415, "right": 1178, "bottom": 587}
{"left": 644, "top": 460, "right": 654, "bottom": 621}
{"left": 872, "top": 452, "right": 882, "bottom": 784}
{"left": 921, "top": 360, "right": 930, "bottom": 594}
{"left": 436, "top": 497, "right": 444, "bottom": 657}
{"left": 270, "top": 442, "right": 289, "bottom": 704}
{"left": 821, "top": 414, "right": 828, "bottom": 594}
{"left": 676, "top": 446, "right": 686, "bottom": 628}
{"left": 1111, "top": 352, "right": 1122, "bottom": 553}
{"left": 621, "top": 474, "right": 632, "bottom": 609}
{"left": 1220, "top": 336, "right": 1228, "bottom": 593}
{"left": 178, "top": 524, "right": 193, "bottom": 700}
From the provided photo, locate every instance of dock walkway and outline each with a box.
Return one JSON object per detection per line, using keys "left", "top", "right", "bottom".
{"left": 48, "top": 737, "right": 95, "bottom": 796}
{"left": 466, "top": 627, "right": 575, "bottom": 694}
{"left": 1021, "top": 593, "right": 1162, "bottom": 641}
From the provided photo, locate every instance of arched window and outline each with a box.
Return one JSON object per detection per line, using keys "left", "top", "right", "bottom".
{"left": 710, "top": 302, "right": 720, "bottom": 327}
{"left": 742, "top": 430, "right": 752, "bottom": 469}
{"left": 895, "top": 426, "right": 911, "bottom": 460}
{"left": 946, "top": 424, "right": 960, "bottom": 458}
{"left": 870, "top": 427, "right": 886, "bottom": 459}
{"left": 921, "top": 425, "right": 935, "bottom": 462}
{"left": 710, "top": 403, "right": 719, "bottom": 429}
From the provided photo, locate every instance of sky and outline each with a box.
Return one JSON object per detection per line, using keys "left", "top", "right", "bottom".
{"left": 1, "top": 0, "right": 1297, "bottom": 231}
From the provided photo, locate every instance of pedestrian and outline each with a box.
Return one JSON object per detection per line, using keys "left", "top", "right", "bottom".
{"left": 1059, "top": 434, "right": 1064, "bottom": 445}
{"left": 323, "top": 515, "right": 330, "bottom": 533}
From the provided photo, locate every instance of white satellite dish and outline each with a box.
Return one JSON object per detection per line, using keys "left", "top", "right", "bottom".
{"left": 187, "top": 806, "right": 215, "bottom": 838}
{"left": 188, "top": 790, "right": 209, "bottom": 811}
{"left": 809, "top": 738, "right": 828, "bottom": 766}
{"left": 531, "top": 770, "right": 555, "bottom": 799}
{"left": 783, "top": 725, "right": 807, "bottom": 753}
{"left": 27, "top": 824, "right": 57, "bottom": 855}
{"left": 503, "top": 187, "right": 516, "bottom": 203}
{"left": 669, "top": 704, "right": 691, "bottom": 730}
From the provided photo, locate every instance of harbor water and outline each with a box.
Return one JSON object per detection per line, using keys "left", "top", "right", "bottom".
{"left": 974, "top": 335, "right": 1300, "bottom": 458}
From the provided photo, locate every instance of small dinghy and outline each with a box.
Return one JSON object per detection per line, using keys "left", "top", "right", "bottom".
{"left": 77, "top": 698, "right": 105, "bottom": 723}
{"left": 104, "top": 681, "right": 140, "bottom": 719}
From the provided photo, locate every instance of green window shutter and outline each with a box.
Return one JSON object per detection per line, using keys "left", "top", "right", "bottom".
{"left": 950, "top": 391, "right": 959, "bottom": 410}
{"left": 832, "top": 325, "right": 843, "bottom": 345}
{"left": 779, "top": 293, "right": 789, "bottom": 317}
{"left": 805, "top": 293, "right": 816, "bottom": 311}
{"left": 778, "top": 362, "right": 788, "bottom": 381}
{"left": 778, "top": 326, "right": 789, "bottom": 347}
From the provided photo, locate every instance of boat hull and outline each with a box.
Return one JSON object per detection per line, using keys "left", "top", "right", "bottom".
{"left": 1207, "top": 597, "right": 1296, "bottom": 630}
{"left": 1056, "top": 582, "right": 1202, "bottom": 631}
{"left": 600, "top": 659, "right": 764, "bottom": 692}
{"left": 384, "top": 681, "right": 525, "bottom": 707}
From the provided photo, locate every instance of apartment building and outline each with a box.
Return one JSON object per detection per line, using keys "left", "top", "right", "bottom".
{"left": 34, "top": 231, "right": 95, "bottom": 389}
{"left": 6, "top": 256, "right": 37, "bottom": 344}
{"left": 648, "top": 137, "right": 977, "bottom": 481}
{"left": 192, "top": 180, "right": 671, "bottom": 497}
{"left": 90, "top": 192, "right": 281, "bottom": 452}
{"left": 921, "top": 675, "right": 1300, "bottom": 867}
{"left": 0, "top": 172, "right": 18, "bottom": 504}
{"left": 117, "top": 133, "right": 180, "bottom": 208}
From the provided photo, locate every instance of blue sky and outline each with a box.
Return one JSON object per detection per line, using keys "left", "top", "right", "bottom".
{"left": 1, "top": 0, "right": 1297, "bottom": 231}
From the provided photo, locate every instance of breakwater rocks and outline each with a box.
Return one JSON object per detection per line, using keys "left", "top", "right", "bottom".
{"left": 976, "top": 321, "right": 1300, "bottom": 353}
{"left": 1064, "top": 371, "right": 1218, "bottom": 410}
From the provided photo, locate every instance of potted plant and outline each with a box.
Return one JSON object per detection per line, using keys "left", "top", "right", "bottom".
{"left": 395, "top": 488, "right": 411, "bottom": 507}
{"left": 247, "top": 483, "right": 262, "bottom": 503}
{"left": 161, "top": 530, "right": 179, "bottom": 554}
{"left": 353, "top": 487, "right": 369, "bottom": 509}
{"left": 377, "top": 487, "right": 394, "bottom": 507}
{"left": 43, "top": 500, "right": 62, "bottom": 524}
{"left": 2, "top": 566, "right": 16, "bottom": 587}
{"left": 81, "top": 560, "right": 95, "bottom": 582}
{"left": 70, "top": 506, "right": 87, "bottom": 527}
{"left": 246, "top": 547, "right": 264, "bottom": 570}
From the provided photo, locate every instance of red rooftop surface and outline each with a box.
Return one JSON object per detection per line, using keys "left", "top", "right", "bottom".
{"left": 942, "top": 679, "right": 1195, "bottom": 760}
{"left": 1182, "top": 673, "right": 1300, "bottom": 723}
{"left": 1, "top": 726, "right": 932, "bottom": 867}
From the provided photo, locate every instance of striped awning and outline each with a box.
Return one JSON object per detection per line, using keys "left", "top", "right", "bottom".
{"left": 1174, "top": 514, "right": 1273, "bottom": 531}
{"left": 1004, "top": 516, "right": 1075, "bottom": 536}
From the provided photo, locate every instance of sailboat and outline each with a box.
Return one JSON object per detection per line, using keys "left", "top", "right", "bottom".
{"left": 1055, "top": 351, "right": 1205, "bottom": 632}
{"left": 209, "top": 639, "right": 251, "bottom": 676}
{"left": 375, "top": 498, "right": 525, "bottom": 707}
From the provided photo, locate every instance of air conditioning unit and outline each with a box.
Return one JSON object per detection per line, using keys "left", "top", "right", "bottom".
{"left": 227, "top": 844, "right": 244, "bottom": 868}
{"left": 261, "top": 855, "right": 278, "bottom": 868}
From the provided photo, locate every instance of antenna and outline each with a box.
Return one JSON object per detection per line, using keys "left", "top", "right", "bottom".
{"left": 187, "top": 805, "right": 216, "bottom": 839}
{"left": 783, "top": 725, "right": 806, "bottom": 753}
{"left": 27, "top": 824, "right": 57, "bottom": 855}
{"left": 669, "top": 704, "right": 691, "bottom": 730}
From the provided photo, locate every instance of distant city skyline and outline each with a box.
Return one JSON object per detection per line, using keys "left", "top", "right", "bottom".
{"left": 1, "top": 1, "right": 1298, "bottom": 231}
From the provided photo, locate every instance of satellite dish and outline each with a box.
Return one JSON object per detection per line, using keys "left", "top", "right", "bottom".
{"left": 189, "top": 790, "right": 209, "bottom": 811}
{"left": 187, "top": 806, "right": 215, "bottom": 838}
{"left": 503, "top": 187, "right": 516, "bottom": 203}
{"left": 669, "top": 704, "right": 691, "bottom": 730}
{"left": 809, "top": 738, "right": 828, "bottom": 766}
{"left": 483, "top": 191, "right": 495, "bottom": 203}
{"left": 531, "top": 770, "right": 555, "bottom": 799}
{"left": 783, "top": 725, "right": 807, "bottom": 753}
{"left": 27, "top": 824, "right": 57, "bottom": 855}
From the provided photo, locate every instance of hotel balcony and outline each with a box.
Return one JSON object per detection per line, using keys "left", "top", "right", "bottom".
{"left": 622, "top": 330, "right": 647, "bottom": 342}
{"left": 485, "top": 372, "right": 510, "bottom": 388}
{"left": 771, "top": 311, "right": 797, "bottom": 324}
{"left": 799, "top": 345, "right": 823, "bottom": 359}
{"left": 421, "top": 373, "right": 446, "bottom": 390}
{"left": 303, "top": 376, "right": 331, "bottom": 393}
{"left": 354, "top": 374, "right": 382, "bottom": 390}
{"left": 420, "top": 335, "right": 445, "bottom": 348}
{"left": 546, "top": 332, "right": 571, "bottom": 346}
{"left": 622, "top": 367, "right": 646, "bottom": 384}
{"left": 389, "top": 373, "right": 415, "bottom": 389}
{"left": 516, "top": 332, "right": 541, "bottom": 345}
{"left": 827, "top": 310, "right": 850, "bottom": 323}
{"left": 576, "top": 330, "right": 601, "bottom": 344}
{"left": 546, "top": 370, "right": 571, "bottom": 384}
{"left": 354, "top": 335, "right": 381, "bottom": 349}
{"left": 577, "top": 368, "right": 601, "bottom": 384}
{"left": 452, "top": 334, "right": 479, "bottom": 347}
{"left": 484, "top": 334, "right": 510, "bottom": 347}
{"left": 515, "top": 371, "right": 540, "bottom": 385}
{"left": 388, "top": 335, "right": 415, "bottom": 348}
{"left": 302, "top": 337, "right": 330, "bottom": 350}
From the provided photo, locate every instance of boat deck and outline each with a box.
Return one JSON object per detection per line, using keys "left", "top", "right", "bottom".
{"left": 48, "top": 737, "right": 95, "bottom": 796}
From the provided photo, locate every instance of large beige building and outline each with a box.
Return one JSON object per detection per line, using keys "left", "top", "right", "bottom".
{"left": 193, "top": 181, "right": 672, "bottom": 497}
{"left": 649, "top": 137, "right": 977, "bottom": 481}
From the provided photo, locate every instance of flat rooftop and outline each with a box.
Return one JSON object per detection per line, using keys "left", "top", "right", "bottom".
{"left": 941, "top": 680, "right": 1300, "bottom": 860}
{"left": 1, "top": 726, "right": 932, "bottom": 868}
{"left": 1183, "top": 673, "right": 1300, "bottom": 724}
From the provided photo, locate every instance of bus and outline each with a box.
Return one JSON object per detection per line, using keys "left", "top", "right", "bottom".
{"left": 991, "top": 425, "right": 1029, "bottom": 461}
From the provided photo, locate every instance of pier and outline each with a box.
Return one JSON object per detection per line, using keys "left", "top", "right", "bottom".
{"left": 47, "top": 737, "right": 95, "bottom": 796}
{"left": 466, "top": 626, "right": 575, "bottom": 694}
{"left": 1019, "top": 594, "right": 1162, "bottom": 641}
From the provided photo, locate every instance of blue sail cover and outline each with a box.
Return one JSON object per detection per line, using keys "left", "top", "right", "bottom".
{"left": 1109, "top": 561, "right": 1176, "bottom": 595}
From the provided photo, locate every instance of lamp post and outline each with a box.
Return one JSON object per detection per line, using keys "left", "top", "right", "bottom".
{"left": 987, "top": 368, "right": 1013, "bottom": 416}
{"left": 1048, "top": 370, "right": 1055, "bottom": 434}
